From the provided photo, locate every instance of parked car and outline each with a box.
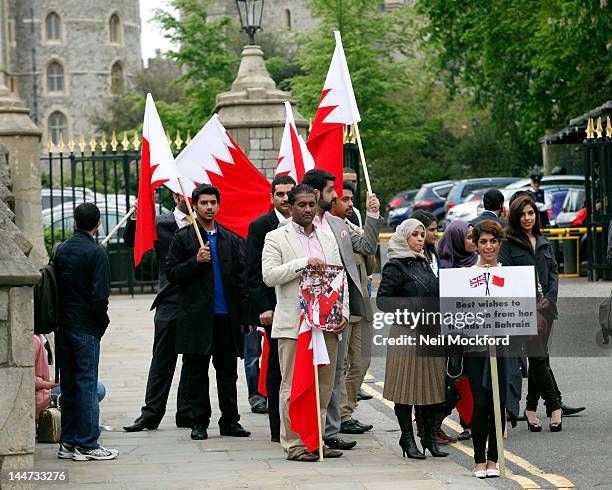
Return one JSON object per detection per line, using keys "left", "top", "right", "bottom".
{"left": 505, "top": 175, "right": 584, "bottom": 189}
{"left": 411, "top": 180, "right": 456, "bottom": 221}
{"left": 43, "top": 194, "right": 150, "bottom": 242}
{"left": 41, "top": 187, "right": 96, "bottom": 210}
{"left": 555, "top": 188, "right": 586, "bottom": 227}
{"left": 386, "top": 189, "right": 419, "bottom": 229}
{"left": 445, "top": 190, "right": 486, "bottom": 223}
{"left": 445, "top": 177, "right": 521, "bottom": 213}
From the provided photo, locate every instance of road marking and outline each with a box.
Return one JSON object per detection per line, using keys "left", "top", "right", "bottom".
{"left": 359, "top": 382, "right": 572, "bottom": 489}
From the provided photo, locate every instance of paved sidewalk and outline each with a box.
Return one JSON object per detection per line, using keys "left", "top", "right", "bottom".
{"left": 34, "top": 295, "right": 491, "bottom": 489}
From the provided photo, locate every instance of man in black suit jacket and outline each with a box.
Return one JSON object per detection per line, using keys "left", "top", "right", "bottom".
{"left": 470, "top": 189, "right": 508, "bottom": 227}
{"left": 123, "top": 194, "right": 193, "bottom": 432}
{"left": 245, "top": 175, "right": 295, "bottom": 442}
{"left": 166, "top": 184, "right": 251, "bottom": 441}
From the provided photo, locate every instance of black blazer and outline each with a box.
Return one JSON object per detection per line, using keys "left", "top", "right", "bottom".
{"left": 470, "top": 210, "right": 507, "bottom": 228}
{"left": 499, "top": 234, "right": 559, "bottom": 314}
{"left": 123, "top": 211, "right": 179, "bottom": 293}
{"left": 245, "top": 210, "right": 279, "bottom": 326}
{"left": 165, "top": 222, "right": 248, "bottom": 357}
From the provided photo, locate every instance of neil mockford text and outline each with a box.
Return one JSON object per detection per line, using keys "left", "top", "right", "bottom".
{"left": 373, "top": 309, "right": 485, "bottom": 330}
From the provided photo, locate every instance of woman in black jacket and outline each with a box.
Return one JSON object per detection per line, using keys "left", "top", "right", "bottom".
{"left": 498, "top": 194, "right": 562, "bottom": 432}
{"left": 377, "top": 218, "right": 448, "bottom": 459}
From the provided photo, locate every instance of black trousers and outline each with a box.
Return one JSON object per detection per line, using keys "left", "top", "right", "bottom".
{"left": 464, "top": 357, "right": 506, "bottom": 464}
{"left": 140, "top": 304, "right": 192, "bottom": 426}
{"left": 526, "top": 327, "right": 561, "bottom": 415}
{"left": 264, "top": 325, "right": 281, "bottom": 439}
{"left": 183, "top": 315, "right": 239, "bottom": 428}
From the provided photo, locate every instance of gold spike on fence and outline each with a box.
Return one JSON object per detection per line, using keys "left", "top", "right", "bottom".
{"left": 175, "top": 130, "right": 183, "bottom": 150}
{"left": 46, "top": 133, "right": 54, "bottom": 153}
{"left": 185, "top": 130, "right": 192, "bottom": 145}
{"left": 595, "top": 116, "right": 604, "bottom": 139}
{"left": 99, "top": 133, "right": 108, "bottom": 152}
{"left": 78, "top": 134, "right": 86, "bottom": 153}
{"left": 607, "top": 116, "right": 612, "bottom": 139}
{"left": 121, "top": 132, "right": 130, "bottom": 151}
{"left": 585, "top": 118, "right": 595, "bottom": 140}
{"left": 67, "top": 133, "right": 76, "bottom": 153}
{"left": 57, "top": 132, "right": 65, "bottom": 153}
{"left": 110, "top": 130, "right": 118, "bottom": 152}
{"left": 132, "top": 131, "right": 140, "bottom": 151}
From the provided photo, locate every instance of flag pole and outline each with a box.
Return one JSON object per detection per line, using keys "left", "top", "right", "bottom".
{"left": 489, "top": 344, "right": 506, "bottom": 477}
{"left": 101, "top": 206, "right": 135, "bottom": 247}
{"left": 313, "top": 363, "right": 324, "bottom": 462}
{"left": 177, "top": 176, "right": 206, "bottom": 249}
{"left": 352, "top": 123, "right": 372, "bottom": 195}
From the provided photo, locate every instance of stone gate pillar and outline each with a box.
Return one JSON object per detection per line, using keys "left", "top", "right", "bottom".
{"left": 0, "top": 83, "right": 45, "bottom": 268}
{"left": 214, "top": 45, "right": 308, "bottom": 180}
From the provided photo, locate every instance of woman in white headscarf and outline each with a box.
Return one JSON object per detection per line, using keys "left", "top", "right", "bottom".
{"left": 377, "top": 219, "right": 447, "bottom": 460}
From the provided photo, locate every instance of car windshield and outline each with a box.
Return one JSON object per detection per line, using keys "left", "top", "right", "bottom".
{"left": 562, "top": 189, "right": 585, "bottom": 213}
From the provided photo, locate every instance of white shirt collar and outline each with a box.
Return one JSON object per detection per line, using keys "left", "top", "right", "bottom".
{"left": 274, "top": 208, "right": 290, "bottom": 225}
{"left": 173, "top": 208, "right": 189, "bottom": 229}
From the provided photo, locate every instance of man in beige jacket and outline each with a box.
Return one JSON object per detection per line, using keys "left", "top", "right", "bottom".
{"left": 262, "top": 184, "right": 349, "bottom": 461}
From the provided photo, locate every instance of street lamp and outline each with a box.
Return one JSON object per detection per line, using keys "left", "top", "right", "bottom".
{"left": 235, "top": 0, "right": 264, "bottom": 45}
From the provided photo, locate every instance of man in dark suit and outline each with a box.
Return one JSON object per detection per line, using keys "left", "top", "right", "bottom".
{"left": 246, "top": 174, "right": 296, "bottom": 442}
{"left": 470, "top": 189, "right": 508, "bottom": 227}
{"left": 165, "top": 184, "right": 251, "bottom": 441}
{"left": 123, "top": 193, "right": 193, "bottom": 432}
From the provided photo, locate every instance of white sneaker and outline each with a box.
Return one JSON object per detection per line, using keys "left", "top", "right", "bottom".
{"left": 473, "top": 466, "right": 487, "bottom": 479}
{"left": 57, "top": 443, "right": 75, "bottom": 459}
{"left": 72, "top": 446, "right": 119, "bottom": 461}
{"left": 486, "top": 466, "right": 500, "bottom": 478}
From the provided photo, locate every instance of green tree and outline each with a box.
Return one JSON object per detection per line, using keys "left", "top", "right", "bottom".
{"left": 418, "top": 0, "right": 612, "bottom": 145}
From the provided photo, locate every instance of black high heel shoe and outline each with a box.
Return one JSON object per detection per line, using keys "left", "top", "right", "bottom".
{"left": 549, "top": 410, "right": 563, "bottom": 432}
{"left": 525, "top": 410, "right": 542, "bottom": 432}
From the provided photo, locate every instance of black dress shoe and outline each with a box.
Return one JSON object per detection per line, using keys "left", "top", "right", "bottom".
{"left": 340, "top": 419, "right": 365, "bottom": 434}
{"left": 251, "top": 402, "right": 269, "bottom": 414}
{"left": 191, "top": 424, "right": 208, "bottom": 440}
{"left": 353, "top": 419, "right": 373, "bottom": 432}
{"left": 271, "top": 436, "right": 280, "bottom": 443}
{"left": 357, "top": 389, "right": 373, "bottom": 401}
{"left": 324, "top": 436, "right": 357, "bottom": 450}
{"left": 219, "top": 422, "right": 251, "bottom": 437}
{"left": 560, "top": 403, "right": 585, "bottom": 416}
{"left": 123, "top": 417, "right": 157, "bottom": 432}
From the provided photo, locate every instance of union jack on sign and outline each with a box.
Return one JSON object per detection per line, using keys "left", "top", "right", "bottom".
{"left": 470, "top": 274, "right": 487, "bottom": 288}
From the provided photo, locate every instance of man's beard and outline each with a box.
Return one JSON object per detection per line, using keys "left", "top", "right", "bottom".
{"left": 320, "top": 198, "right": 334, "bottom": 212}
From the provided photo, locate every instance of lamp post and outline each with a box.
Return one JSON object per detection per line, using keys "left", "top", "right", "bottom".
{"left": 235, "top": 0, "right": 264, "bottom": 45}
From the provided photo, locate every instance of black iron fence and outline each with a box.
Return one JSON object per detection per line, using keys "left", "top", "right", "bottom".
{"left": 41, "top": 134, "right": 176, "bottom": 294}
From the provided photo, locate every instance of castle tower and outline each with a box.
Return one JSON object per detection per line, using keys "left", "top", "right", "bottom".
{"left": 4, "top": 0, "right": 142, "bottom": 146}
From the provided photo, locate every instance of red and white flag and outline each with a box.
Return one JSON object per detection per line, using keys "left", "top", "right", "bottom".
{"left": 276, "top": 101, "right": 314, "bottom": 182}
{"left": 307, "top": 31, "right": 361, "bottom": 196}
{"left": 166, "top": 115, "right": 271, "bottom": 238}
{"left": 289, "top": 313, "right": 330, "bottom": 452}
{"left": 134, "top": 94, "right": 181, "bottom": 266}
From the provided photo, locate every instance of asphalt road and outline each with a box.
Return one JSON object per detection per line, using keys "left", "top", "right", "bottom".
{"left": 362, "top": 277, "right": 612, "bottom": 489}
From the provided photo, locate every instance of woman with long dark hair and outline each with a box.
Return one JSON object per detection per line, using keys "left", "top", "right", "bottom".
{"left": 377, "top": 218, "right": 448, "bottom": 459}
{"left": 499, "top": 194, "right": 562, "bottom": 433}
{"left": 411, "top": 210, "right": 440, "bottom": 276}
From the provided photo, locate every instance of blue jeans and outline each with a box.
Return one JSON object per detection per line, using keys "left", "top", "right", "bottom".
{"left": 56, "top": 329, "right": 101, "bottom": 449}
{"left": 51, "top": 382, "right": 105, "bottom": 403}
{"left": 243, "top": 331, "right": 264, "bottom": 404}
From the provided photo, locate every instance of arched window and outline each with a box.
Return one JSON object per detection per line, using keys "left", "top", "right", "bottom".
{"left": 285, "top": 9, "right": 292, "bottom": 29}
{"left": 47, "top": 62, "right": 64, "bottom": 94}
{"left": 48, "top": 111, "right": 68, "bottom": 145}
{"left": 45, "top": 12, "right": 61, "bottom": 42}
{"left": 111, "top": 62, "right": 124, "bottom": 94}
{"left": 109, "top": 13, "right": 121, "bottom": 44}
